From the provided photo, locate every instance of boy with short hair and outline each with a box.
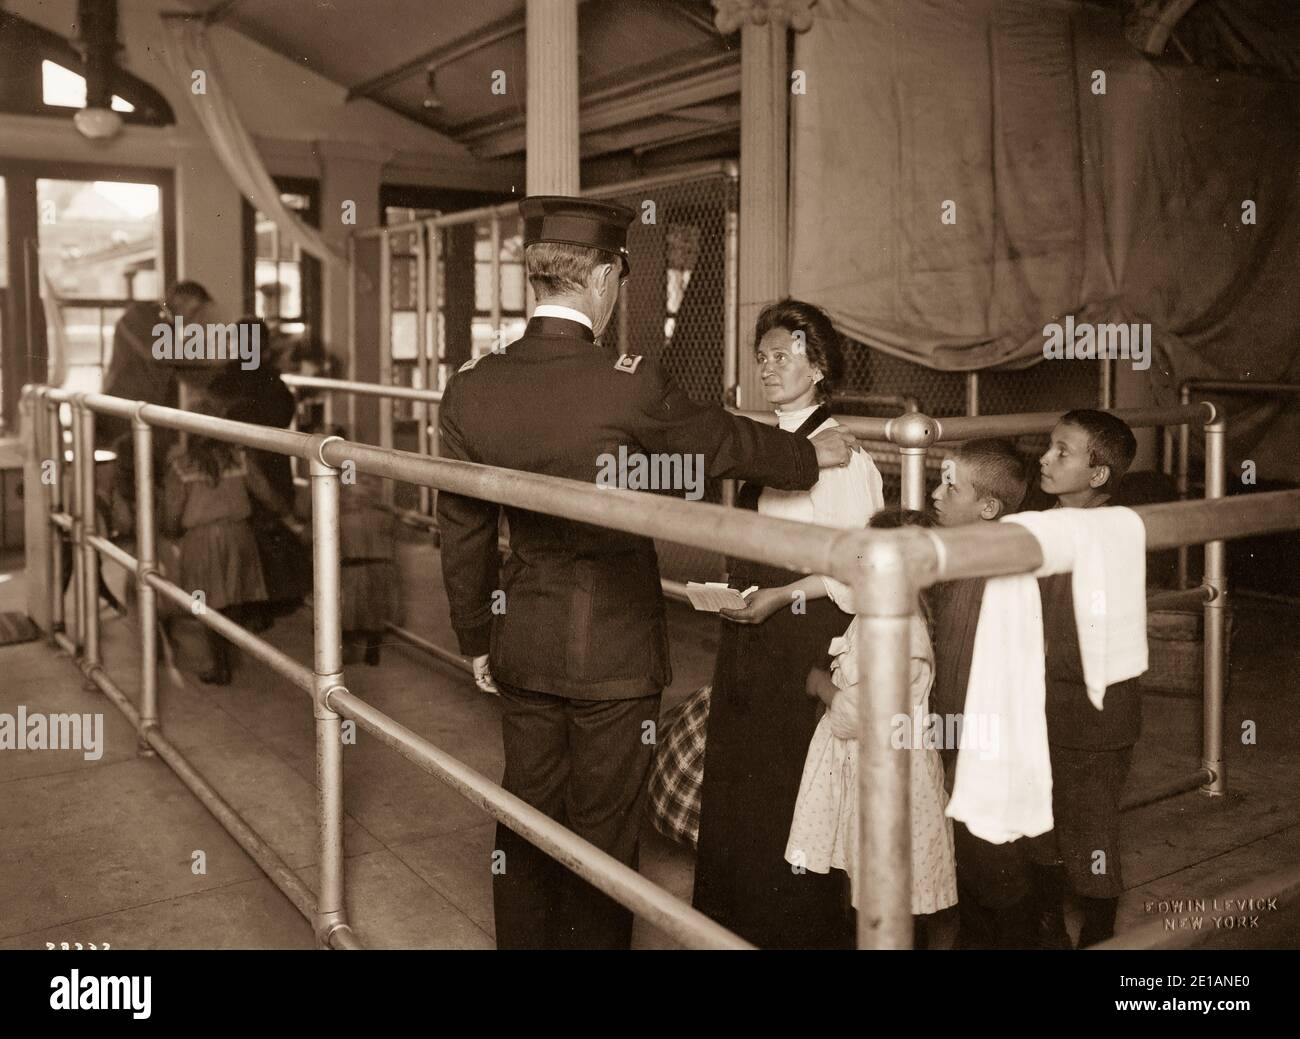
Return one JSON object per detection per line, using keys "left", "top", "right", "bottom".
{"left": 930, "top": 438, "right": 1036, "bottom": 948}
{"left": 1031, "top": 409, "right": 1141, "bottom": 948}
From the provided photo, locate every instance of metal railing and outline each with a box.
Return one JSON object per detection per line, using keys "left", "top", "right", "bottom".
{"left": 275, "top": 375, "right": 1231, "bottom": 806}
{"left": 1165, "top": 379, "right": 1300, "bottom": 591}
{"left": 22, "top": 382, "right": 1300, "bottom": 949}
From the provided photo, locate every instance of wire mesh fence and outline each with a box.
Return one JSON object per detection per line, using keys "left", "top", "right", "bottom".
{"left": 354, "top": 163, "right": 1108, "bottom": 581}
{"left": 587, "top": 168, "right": 739, "bottom": 584}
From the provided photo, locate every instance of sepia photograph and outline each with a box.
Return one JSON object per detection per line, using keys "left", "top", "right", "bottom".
{"left": 0, "top": 0, "right": 1297, "bottom": 1018}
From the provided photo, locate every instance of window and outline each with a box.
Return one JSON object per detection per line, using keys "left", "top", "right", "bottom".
{"left": 40, "top": 61, "right": 135, "bottom": 112}
{"left": 242, "top": 181, "right": 321, "bottom": 343}
{"left": 0, "top": 13, "right": 174, "bottom": 126}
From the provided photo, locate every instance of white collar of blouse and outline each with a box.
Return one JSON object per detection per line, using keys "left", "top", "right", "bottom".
{"left": 774, "top": 402, "right": 823, "bottom": 432}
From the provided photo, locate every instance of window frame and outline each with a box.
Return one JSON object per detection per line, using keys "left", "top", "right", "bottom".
{"left": 240, "top": 176, "right": 322, "bottom": 333}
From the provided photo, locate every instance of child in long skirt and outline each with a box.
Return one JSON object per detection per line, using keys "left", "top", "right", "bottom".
{"left": 785, "top": 509, "right": 958, "bottom": 937}
{"left": 340, "top": 472, "right": 401, "bottom": 666}
{"left": 162, "top": 432, "right": 285, "bottom": 685}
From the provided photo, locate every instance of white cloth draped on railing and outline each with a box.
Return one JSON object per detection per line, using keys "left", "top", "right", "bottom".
{"left": 159, "top": 17, "right": 346, "bottom": 270}
{"left": 38, "top": 261, "right": 70, "bottom": 387}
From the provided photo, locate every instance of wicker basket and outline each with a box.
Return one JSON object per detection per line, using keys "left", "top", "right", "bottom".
{"left": 1139, "top": 606, "right": 1233, "bottom": 699}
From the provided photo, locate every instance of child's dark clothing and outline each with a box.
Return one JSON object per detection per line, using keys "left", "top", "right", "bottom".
{"left": 1029, "top": 565, "right": 1141, "bottom": 900}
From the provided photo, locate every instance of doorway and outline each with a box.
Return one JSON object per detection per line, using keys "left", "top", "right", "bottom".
{"left": 0, "top": 161, "right": 174, "bottom": 432}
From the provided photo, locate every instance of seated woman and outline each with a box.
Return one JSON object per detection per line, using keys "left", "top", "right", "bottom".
{"left": 691, "top": 298, "right": 885, "bottom": 949}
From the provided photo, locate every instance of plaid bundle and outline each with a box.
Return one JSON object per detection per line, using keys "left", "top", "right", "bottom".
{"left": 648, "top": 684, "right": 711, "bottom": 849}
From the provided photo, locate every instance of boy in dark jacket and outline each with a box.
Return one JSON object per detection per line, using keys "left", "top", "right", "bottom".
{"left": 930, "top": 438, "right": 1034, "bottom": 948}
{"left": 1030, "top": 409, "right": 1141, "bottom": 948}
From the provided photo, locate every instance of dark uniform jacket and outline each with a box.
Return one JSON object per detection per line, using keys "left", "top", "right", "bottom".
{"left": 436, "top": 315, "right": 820, "bottom": 701}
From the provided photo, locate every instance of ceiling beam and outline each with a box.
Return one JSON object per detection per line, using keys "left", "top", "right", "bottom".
{"left": 579, "top": 115, "right": 740, "bottom": 160}
{"left": 663, "top": 0, "right": 724, "bottom": 36}
{"left": 201, "top": 0, "right": 244, "bottom": 23}
{"left": 345, "top": 9, "right": 525, "bottom": 102}
{"left": 459, "top": 57, "right": 740, "bottom": 159}
{"left": 346, "top": 1, "right": 600, "bottom": 103}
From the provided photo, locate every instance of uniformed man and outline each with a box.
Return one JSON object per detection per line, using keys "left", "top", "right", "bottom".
{"left": 436, "top": 195, "right": 861, "bottom": 950}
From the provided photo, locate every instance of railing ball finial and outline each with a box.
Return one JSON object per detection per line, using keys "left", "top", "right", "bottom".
{"left": 885, "top": 410, "right": 938, "bottom": 450}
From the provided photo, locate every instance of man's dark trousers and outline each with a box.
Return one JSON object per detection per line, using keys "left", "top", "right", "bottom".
{"left": 493, "top": 682, "right": 662, "bottom": 950}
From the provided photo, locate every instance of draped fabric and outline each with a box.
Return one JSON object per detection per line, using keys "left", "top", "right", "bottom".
{"left": 789, "top": 0, "right": 1300, "bottom": 477}
{"left": 39, "top": 265, "right": 69, "bottom": 387}
{"left": 159, "top": 18, "right": 345, "bottom": 270}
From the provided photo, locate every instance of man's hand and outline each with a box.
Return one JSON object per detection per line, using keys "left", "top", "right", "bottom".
{"left": 810, "top": 427, "right": 862, "bottom": 469}
{"left": 472, "top": 654, "right": 499, "bottom": 696}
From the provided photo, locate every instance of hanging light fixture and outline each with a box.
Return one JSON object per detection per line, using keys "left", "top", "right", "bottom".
{"left": 73, "top": 0, "right": 123, "bottom": 140}
{"left": 422, "top": 65, "right": 444, "bottom": 113}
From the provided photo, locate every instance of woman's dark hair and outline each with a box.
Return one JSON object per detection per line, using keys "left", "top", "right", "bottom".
{"left": 868, "top": 507, "right": 937, "bottom": 634}
{"left": 753, "top": 298, "right": 845, "bottom": 404}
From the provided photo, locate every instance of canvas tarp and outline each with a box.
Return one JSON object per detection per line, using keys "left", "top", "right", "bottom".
{"left": 789, "top": 0, "right": 1300, "bottom": 477}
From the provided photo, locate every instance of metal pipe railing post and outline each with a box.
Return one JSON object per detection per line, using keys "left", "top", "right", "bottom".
{"left": 1177, "top": 385, "right": 1192, "bottom": 588}
{"left": 965, "top": 371, "right": 979, "bottom": 416}
{"left": 1099, "top": 356, "right": 1113, "bottom": 409}
{"left": 854, "top": 538, "right": 914, "bottom": 949}
{"left": 378, "top": 234, "right": 394, "bottom": 508}
{"left": 309, "top": 439, "right": 351, "bottom": 947}
{"left": 337, "top": 236, "right": 355, "bottom": 434}
{"left": 722, "top": 204, "right": 740, "bottom": 507}
{"left": 77, "top": 398, "right": 101, "bottom": 674}
{"left": 888, "top": 412, "right": 937, "bottom": 512}
{"left": 489, "top": 212, "right": 502, "bottom": 341}
{"left": 46, "top": 394, "right": 66, "bottom": 643}
{"left": 133, "top": 408, "right": 160, "bottom": 754}
{"left": 1201, "top": 410, "right": 1228, "bottom": 796}
{"left": 68, "top": 398, "right": 87, "bottom": 656}
{"left": 416, "top": 224, "right": 432, "bottom": 515}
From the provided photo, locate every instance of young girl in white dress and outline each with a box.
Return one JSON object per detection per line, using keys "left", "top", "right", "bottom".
{"left": 785, "top": 509, "right": 958, "bottom": 934}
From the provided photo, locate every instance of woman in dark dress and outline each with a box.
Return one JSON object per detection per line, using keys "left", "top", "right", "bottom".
{"left": 206, "top": 324, "right": 309, "bottom": 624}
{"left": 691, "top": 300, "right": 885, "bottom": 948}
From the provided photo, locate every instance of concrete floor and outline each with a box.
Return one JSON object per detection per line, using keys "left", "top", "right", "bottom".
{"left": 1, "top": 537, "right": 1298, "bottom": 950}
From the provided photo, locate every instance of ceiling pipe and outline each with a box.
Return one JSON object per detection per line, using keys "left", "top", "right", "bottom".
{"left": 1134, "top": 0, "right": 1201, "bottom": 56}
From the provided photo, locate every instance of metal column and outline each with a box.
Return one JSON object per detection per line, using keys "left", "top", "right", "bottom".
{"left": 133, "top": 409, "right": 160, "bottom": 754}
{"left": 891, "top": 412, "right": 936, "bottom": 513}
{"left": 378, "top": 235, "right": 394, "bottom": 507}
{"left": 853, "top": 542, "right": 914, "bottom": 949}
{"left": 78, "top": 400, "right": 101, "bottom": 672}
{"left": 46, "top": 397, "right": 65, "bottom": 642}
{"left": 310, "top": 443, "right": 349, "bottom": 945}
{"left": 489, "top": 213, "right": 503, "bottom": 339}
{"left": 1099, "top": 356, "right": 1114, "bottom": 409}
{"left": 722, "top": 206, "right": 740, "bottom": 508}
{"left": 1201, "top": 411, "right": 1228, "bottom": 796}
{"left": 415, "top": 225, "right": 431, "bottom": 515}
{"left": 1177, "top": 385, "right": 1192, "bottom": 588}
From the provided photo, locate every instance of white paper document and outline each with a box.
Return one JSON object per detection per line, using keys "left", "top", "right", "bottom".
{"left": 684, "top": 582, "right": 759, "bottom": 613}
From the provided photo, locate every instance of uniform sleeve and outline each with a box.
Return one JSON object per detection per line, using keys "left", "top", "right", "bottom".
{"left": 813, "top": 443, "right": 886, "bottom": 612}
{"left": 435, "top": 381, "right": 501, "bottom": 657}
{"left": 629, "top": 364, "right": 819, "bottom": 491}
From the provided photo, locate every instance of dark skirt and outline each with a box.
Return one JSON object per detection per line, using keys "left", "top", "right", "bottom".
{"left": 691, "top": 558, "right": 855, "bottom": 949}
